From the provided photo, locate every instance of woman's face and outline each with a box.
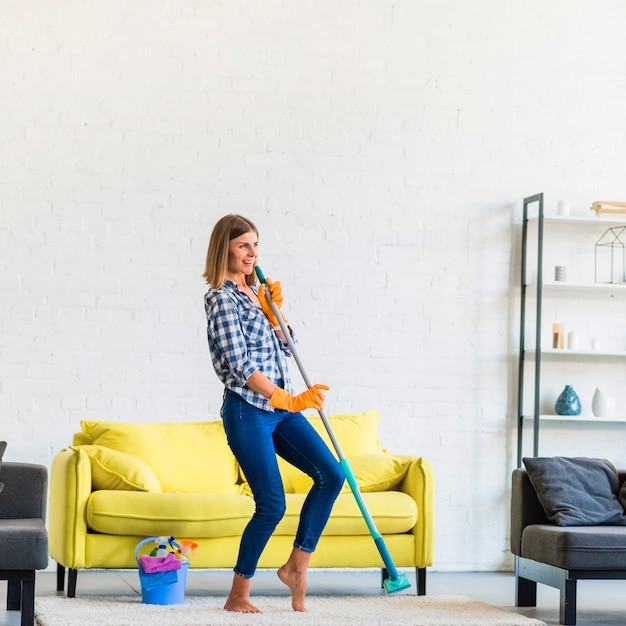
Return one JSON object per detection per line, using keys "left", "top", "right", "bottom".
{"left": 227, "top": 231, "right": 258, "bottom": 278}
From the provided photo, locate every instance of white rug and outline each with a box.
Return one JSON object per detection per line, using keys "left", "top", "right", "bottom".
{"left": 35, "top": 594, "right": 546, "bottom": 625}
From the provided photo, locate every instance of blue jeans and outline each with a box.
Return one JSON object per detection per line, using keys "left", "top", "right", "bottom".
{"left": 221, "top": 390, "right": 344, "bottom": 578}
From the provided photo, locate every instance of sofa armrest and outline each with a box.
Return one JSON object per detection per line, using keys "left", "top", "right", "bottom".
{"left": 396, "top": 456, "right": 435, "bottom": 568}
{"left": 510, "top": 468, "right": 550, "bottom": 556}
{"left": 0, "top": 462, "right": 48, "bottom": 520}
{"left": 49, "top": 448, "right": 92, "bottom": 569}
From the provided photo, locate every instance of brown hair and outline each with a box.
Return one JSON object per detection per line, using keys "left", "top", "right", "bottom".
{"left": 203, "top": 214, "right": 259, "bottom": 288}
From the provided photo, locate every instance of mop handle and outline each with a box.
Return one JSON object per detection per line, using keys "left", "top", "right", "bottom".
{"left": 255, "top": 265, "right": 403, "bottom": 582}
{"left": 255, "top": 266, "right": 346, "bottom": 460}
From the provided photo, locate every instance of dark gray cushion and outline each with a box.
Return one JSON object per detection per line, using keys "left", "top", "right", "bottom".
{"left": 0, "top": 519, "right": 49, "bottom": 569}
{"left": 522, "top": 523, "right": 626, "bottom": 569}
{"left": 522, "top": 456, "right": 626, "bottom": 526}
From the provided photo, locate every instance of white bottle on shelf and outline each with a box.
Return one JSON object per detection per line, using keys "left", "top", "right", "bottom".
{"left": 591, "top": 388, "right": 615, "bottom": 418}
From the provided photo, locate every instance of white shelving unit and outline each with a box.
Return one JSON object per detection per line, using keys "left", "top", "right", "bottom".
{"left": 517, "top": 194, "right": 626, "bottom": 465}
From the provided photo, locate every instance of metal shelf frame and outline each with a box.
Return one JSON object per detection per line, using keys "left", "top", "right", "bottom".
{"left": 517, "top": 193, "right": 544, "bottom": 466}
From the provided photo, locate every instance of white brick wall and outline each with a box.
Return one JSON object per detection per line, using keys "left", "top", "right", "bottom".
{"left": 2, "top": 0, "right": 626, "bottom": 571}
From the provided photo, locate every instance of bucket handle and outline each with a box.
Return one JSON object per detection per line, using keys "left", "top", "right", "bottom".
{"left": 135, "top": 536, "right": 159, "bottom": 567}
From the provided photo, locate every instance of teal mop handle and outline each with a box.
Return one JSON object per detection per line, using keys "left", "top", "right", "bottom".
{"left": 339, "top": 459, "right": 402, "bottom": 580}
{"left": 255, "top": 265, "right": 402, "bottom": 582}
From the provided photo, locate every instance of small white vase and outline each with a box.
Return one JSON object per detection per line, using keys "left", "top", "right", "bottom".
{"left": 591, "top": 388, "right": 615, "bottom": 418}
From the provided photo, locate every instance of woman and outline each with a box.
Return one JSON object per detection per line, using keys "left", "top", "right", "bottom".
{"left": 203, "top": 214, "right": 344, "bottom": 613}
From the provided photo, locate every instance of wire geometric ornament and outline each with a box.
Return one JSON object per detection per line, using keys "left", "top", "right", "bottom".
{"left": 595, "top": 226, "right": 626, "bottom": 283}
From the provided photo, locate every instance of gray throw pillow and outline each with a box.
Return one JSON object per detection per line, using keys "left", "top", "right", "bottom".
{"left": 523, "top": 456, "right": 626, "bottom": 526}
{"left": 0, "top": 441, "right": 6, "bottom": 493}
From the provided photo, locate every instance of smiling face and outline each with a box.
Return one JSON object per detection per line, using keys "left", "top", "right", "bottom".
{"left": 226, "top": 230, "right": 258, "bottom": 282}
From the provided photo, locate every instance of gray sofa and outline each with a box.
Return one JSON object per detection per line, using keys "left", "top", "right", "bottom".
{"left": 0, "top": 461, "right": 49, "bottom": 626}
{"left": 511, "top": 465, "right": 626, "bottom": 626}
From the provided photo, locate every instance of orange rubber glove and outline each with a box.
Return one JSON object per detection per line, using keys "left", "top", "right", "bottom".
{"left": 270, "top": 384, "right": 330, "bottom": 412}
{"left": 258, "top": 278, "right": 288, "bottom": 328}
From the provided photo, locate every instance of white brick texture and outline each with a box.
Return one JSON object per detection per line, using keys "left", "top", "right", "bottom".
{"left": 2, "top": 0, "right": 626, "bottom": 571}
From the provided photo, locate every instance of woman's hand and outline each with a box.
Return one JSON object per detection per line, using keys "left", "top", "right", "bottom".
{"left": 270, "top": 385, "right": 330, "bottom": 412}
{"left": 258, "top": 278, "right": 287, "bottom": 328}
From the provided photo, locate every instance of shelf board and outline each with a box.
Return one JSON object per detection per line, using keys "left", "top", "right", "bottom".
{"left": 528, "top": 215, "right": 626, "bottom": 226}
{"left": 524, "top": 282, "right": 626, "bottom": 297}
{"left": 539, "top": 281, "right": 626, "bottom": 292}
{"left": 525, "top": 348, "right": 626, "bottom": 358}
{"left": 523, "top": 414, "right": 626, "bottom": 423}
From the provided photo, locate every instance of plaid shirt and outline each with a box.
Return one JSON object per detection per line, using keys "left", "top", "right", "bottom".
{"left": 204, "top": 280, "right": 294, "bottom": 411}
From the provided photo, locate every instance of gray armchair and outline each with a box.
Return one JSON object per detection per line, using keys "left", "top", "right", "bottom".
{"left": 511, "top": 466, "right": 626, "bottom": 626}
{"left": 0, "top": 462, "right": 49, "bottom": 626}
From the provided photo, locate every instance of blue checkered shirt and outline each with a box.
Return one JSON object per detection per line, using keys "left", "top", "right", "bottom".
{"left": 204, "top": 280, "right": 294, "bottom": 411}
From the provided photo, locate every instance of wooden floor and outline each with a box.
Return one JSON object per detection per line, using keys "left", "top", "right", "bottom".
{"left": 2, "top": 568, "right": 626, "bottom": 625}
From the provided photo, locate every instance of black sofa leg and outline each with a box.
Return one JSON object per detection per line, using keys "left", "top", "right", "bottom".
{"left": 68, "top": 568, "right": 78, "bottom": 598}
{"left": 516, "top": 574, "right": 537, "bottom": 607}
{"left": 560, "top": 579, "right": 577, "bottom": 626}
{"left": 56, "top": 563, "right": 65, "bottom": 592}
{"left": 416, "top": 567, "right": 426, "bottom": 595}
{"left": 56, "top": 564, "right": 78, "bottom": 598}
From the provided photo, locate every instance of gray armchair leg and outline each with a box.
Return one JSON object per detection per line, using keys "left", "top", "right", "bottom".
{"left": 516, "top": 574, "right": 537, "bottom": 607}
{"left": 20, "top": 573, "right": 35, "bottom": 626}
{"left": 7, "top": 579, "right": 21, "bottom": 610}
{"left": 560, "top": 579, "right": 577, "bottom": 626}
{"left": 4, "top": 572, "right": 35, "bottom": 626}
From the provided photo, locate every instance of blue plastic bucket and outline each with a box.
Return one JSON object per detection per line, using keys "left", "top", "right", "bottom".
{"left": 135, "top": 537, "right": 189, "bottom": 605}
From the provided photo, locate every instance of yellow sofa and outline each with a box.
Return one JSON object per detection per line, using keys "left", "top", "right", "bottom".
{"left": 49, "top": 410, "right": 434, "bottom": 597}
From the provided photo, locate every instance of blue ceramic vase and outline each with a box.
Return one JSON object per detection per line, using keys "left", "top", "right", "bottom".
{"left": 554, "top": 385, "right": 582, "bottom": 416}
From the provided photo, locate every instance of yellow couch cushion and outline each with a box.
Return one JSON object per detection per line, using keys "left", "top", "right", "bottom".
{"left": 291, "top": 453, "right": 411, "bottom": 494}
{"left": 79, "top": 420, "right": 239, "bottom": 494}
{"left": 276, "top": 491, "right": 418, "bottom": 535}
{"left": 87, "top": 491, "right": 255, "bottom": 537}
{"left": 86, "top": 490, "right": 416, "bottom": 538}
{"left": 71, "top": 445, "right": 162, "bottom": 492}
{"left": 269, "top": 410, "right": 383, "bottom": 494}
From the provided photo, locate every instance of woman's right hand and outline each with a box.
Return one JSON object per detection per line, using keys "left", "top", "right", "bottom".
{"left": 270, "top": 384, "right": 330, "bottom": 412}
{"left": 258, "top": 278, "right": 287, "bottom": 328}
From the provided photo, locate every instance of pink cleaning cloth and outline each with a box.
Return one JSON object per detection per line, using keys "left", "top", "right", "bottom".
{"left": 140, "top": 552, "right": 182, "bottom": 574}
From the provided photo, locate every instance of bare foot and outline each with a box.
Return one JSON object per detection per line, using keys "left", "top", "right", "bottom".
{"left": 277, "top": 564, "right": 307, "bottom": 612}
{"left": 223, "top": 595, "right": 262, "bottom": 613}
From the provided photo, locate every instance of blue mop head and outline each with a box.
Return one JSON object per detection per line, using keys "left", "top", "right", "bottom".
{"left": 383, "top": 572, "right": 411, "bottom": 593}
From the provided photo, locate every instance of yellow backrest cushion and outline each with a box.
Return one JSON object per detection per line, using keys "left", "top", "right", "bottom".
{"left": 273, "top": 410, "right": 383, "bottom": 494}
{"left": 292, "top": 453, "right": 411, "bottom": 494}
{"left": 71, "top": 445, "right": 162, "bottom": 492}
{"left": 79, "top": 420, "right": 239, "bottom": 494}
{"left": 305, "top": 409, "right": 383, "bottom": 457}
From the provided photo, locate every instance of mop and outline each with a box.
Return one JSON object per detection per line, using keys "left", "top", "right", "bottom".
{"left": 255, "top": 266, "right": 411, "bottom": 593}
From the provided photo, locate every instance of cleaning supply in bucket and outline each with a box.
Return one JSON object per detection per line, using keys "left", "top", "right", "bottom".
{"left": 135, "top": 536, "right": 194, "bottom": 605}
